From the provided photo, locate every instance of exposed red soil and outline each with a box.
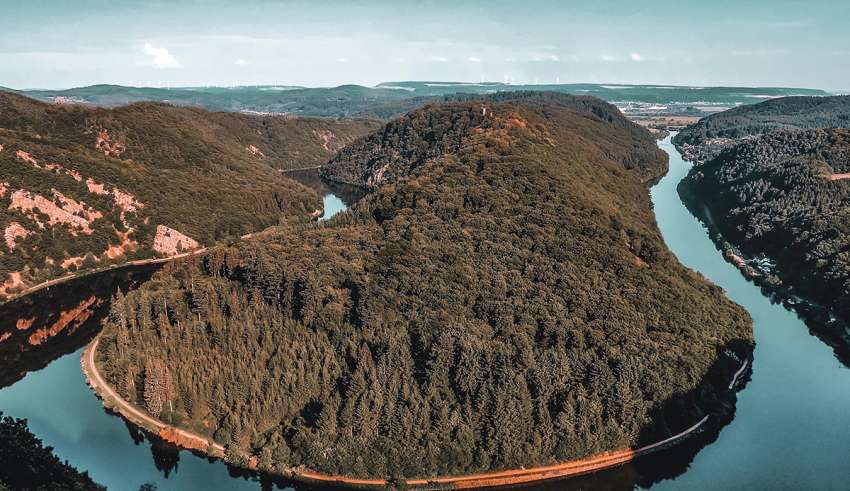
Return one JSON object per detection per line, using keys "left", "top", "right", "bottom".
{"left": 9, "top": 189, "right": 97, "bottom": 234}
{"left": 15, "top": 150, "right": 39, "bottom": 167}
{"left": 4, "top": 222, "right": 31, "bottom": 250}
{"left": 86, "top": 178, "right": 108, "bottom": 195}
{"left": 105, "top": 228, "right": 138, "bottom": 259}
{"left": 52, "top": 189, "right": 103, "bottom": 222}
{"left": 95, "top": 129, "right": 126, "bottom": 158}
{"left": 153, "top": 225, "right": 200, "bottom": 256}
{"left": 16, "top": 317, "right": 35, "bottom": 331}
{"left": 159, "top": 427, "right": 210, "bottom": 453}
{"left": 827, "top": 173, "right": 850, "bottom": 181}
{"left": 313, "top": 129, "right": 338, "bottom": 152}
{"left": 43, "top": 162, "right": 83, "bottom": 182}
{"left": 112, "top": 187, "right": 143, "bottom": 214}
{"left": 246, "top": 144, "right": 266, "bottom": 158}
{"left": 0, "top": 272, "right": 26, "bottom": 297}
{"left": 365, "top": 163, "right": 391, "bottom": 188}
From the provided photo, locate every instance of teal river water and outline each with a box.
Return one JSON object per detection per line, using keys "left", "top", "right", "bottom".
{"left": 1, "top": 139, "right": 850, "bottom": 489}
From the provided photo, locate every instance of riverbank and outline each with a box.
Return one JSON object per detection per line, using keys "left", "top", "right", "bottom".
{"left": 1, "top": 248, "right": 208, "bottom": 306}
{"left": 676, "top": 168, "right": 850, "bottom": 365}
{"left": 82, "top": 332, "right": 749, "bottom": 489}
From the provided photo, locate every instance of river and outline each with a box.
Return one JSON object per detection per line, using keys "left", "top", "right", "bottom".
{"left": 643, "top": 135, "right": 850, "bottom": 489}
{"left": 1, "top": 140, "right": 849, "bottom": 490}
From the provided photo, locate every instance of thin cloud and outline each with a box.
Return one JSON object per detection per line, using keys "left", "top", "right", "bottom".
{"left": 335, "top": 57, "right": 350, "bottom": 63}
{"left": 468, "top": 56, "right": 482, "bottom": 62}
{"left": 731, "top": 48, "right": 789, "bottom": 58}
{"left": 234, "top": 58, "right": 249, "bottom": 66}
{"left": 429, "top": 55, "right": 449, "bottom": 62}
{"left": 142, "top": 42, "right": 180, "bottom": 69}
{"left": 630, "top": 53, "right": 643, "bottom": 62}
{"left": 531, "top": 53, "right": 560, "bottom": 62}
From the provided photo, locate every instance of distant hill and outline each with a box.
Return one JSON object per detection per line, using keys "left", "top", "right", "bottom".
{"left": 679, "top": 128, "right": 850, "bottom": 329}
{"left": 96, "top": 92, "right": 751, "bottom": 481}
{"left": 0, "top": 92, "right": 375, "bottom": 299}
{"left": 12, "top": 82, "right": 829, "bottom": 119}
{"left": 377, "top": 81, "right": 827, "bottom": 104}
{"left": 673, "top": 95, "right": 850, "bottom": 162}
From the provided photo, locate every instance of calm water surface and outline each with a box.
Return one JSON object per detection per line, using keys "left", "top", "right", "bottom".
{"left": 2, "top": 140, "right": 850, "bottom": 490}
{"left": 646, "top": 135, "right": 850, "bottom": 490}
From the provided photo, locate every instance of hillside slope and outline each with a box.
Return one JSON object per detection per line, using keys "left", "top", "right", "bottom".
{"left": 0, "top": 92, "right": 374, "bottom": 299}
{"left": 95, "top": 94, "right": 752, "bottom": 480}
{"left": 673, "top": 96, "right": 850, "bottom": 163}
{"left": 322, "top": 91, "right": 667, "bottom": 188}
{"left": 680, "top": 128, "right": 850, "bottom": 326}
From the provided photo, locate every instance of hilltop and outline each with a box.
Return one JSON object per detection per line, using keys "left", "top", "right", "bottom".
{"left": 94, "top": 93, "right": 752, "bottom": 480}
{"left": 0, "top": 92, "right": 376, "bottom": 299}
{"left": 673, "top": 95, "right": 850, "bottom": 163}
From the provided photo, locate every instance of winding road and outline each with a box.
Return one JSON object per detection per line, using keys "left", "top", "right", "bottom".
{"left": 82, "top": 332, "right": 745, "bottom": 489}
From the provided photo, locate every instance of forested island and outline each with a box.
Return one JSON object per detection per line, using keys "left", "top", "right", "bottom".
{"left": 680, "top": 128, "right": 850, "bottom": 333}
{"left": 673, "top": 95, "right": 850, "bottom": 163}
{"left": 91, "top": 93, "right": 752, "bottom": 482}
{"left": 0, "top": 92, "right": 377, "bottom": 300}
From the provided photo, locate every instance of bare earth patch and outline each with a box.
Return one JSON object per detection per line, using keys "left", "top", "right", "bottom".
{"left": 153, "top": 225, "right": 200, "bottom": 256}
{"left": 4, "top": 222, "right": 31, "bottom": 250}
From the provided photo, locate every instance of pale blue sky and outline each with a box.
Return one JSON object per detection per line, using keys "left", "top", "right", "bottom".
{"left": 1, "top": 0, "right": 847, "bottom": 90}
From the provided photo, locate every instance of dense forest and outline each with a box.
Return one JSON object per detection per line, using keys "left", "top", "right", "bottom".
{"left": 673, "top": 96, "right": 850, "bottom": 163}
{"left": 0, "top": 92, "right": 375, "bottom": 298}
{"left": 96, "top": 93, "right": 752, "bottom": 480}
{"left": 680, "top": 128, "right": 850, "bottom": 323}
{"left": 0, "top": 412, "right": 104, "bottom": 490}
{"left": 323, "top": 91, "right": 667, "bottom": 189}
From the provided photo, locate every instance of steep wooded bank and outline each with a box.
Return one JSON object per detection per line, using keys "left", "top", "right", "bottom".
{"left": 96, "top": 94, "right": 752, "bottom": 480}
{"left": 0, "top": 92, "right": 374, "bottom": 299}
{"left": 673, "top": 96, "right": 850, "bottom": 163}
{"left": 680, "top": 128, "right": 850, "bottom": 325}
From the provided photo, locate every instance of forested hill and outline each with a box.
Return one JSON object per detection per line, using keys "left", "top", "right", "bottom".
{"left": 673, "top": 95, "right": 850, "bottom": 163}
{"left": 680, "top": 128, "right": 850, "bottom": 324}
{"left": 322, "top": 91, "right": 666, "bottom": 188}
{"left": 0, "top": 92, "right": 374, "bottom": 300}
{"left": 96, "top": 94, "right": 752, "bottom": 480}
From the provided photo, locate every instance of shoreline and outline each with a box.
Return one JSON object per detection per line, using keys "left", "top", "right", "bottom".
{"left": 673, "top": 142, "right": 850, "bottom": 363}
{"left": 82, "top": 333, "right": 749, "bottom": 489}
{"left": 1, "top": 248, "right": 208, "bottom": 306}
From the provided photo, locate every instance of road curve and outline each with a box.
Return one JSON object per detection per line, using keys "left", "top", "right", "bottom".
{"left": 83, "top": 333, "right": 748, "bottom": 489}
{"left": 82, "top": 336, "right": 225, "bottom": 456}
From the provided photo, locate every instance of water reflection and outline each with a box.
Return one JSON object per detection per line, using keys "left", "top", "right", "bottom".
{"left": 4, "top": 139, "right": 850, "bottom": 489}
{"left": 284, "top": 168, "right": 367, "bottom": 219}
{"left": 0, "top": 265, "right": 158, "bottom": 390}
